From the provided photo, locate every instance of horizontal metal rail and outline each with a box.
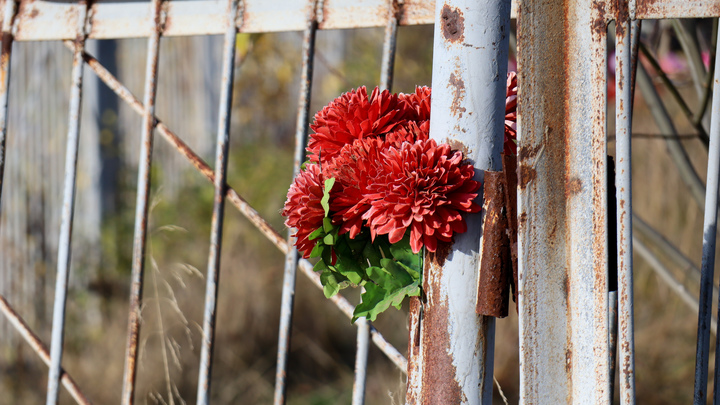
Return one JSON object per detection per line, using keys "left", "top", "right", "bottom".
{"left": 62, "top": 41, "right": 409, "bottom": 375}
{"left": 2, "top": 0, "right": 432, "bottom": 40}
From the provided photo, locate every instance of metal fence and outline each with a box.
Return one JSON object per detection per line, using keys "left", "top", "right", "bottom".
{"left": 2, "top": 0, "right": 720, "bottom": 403}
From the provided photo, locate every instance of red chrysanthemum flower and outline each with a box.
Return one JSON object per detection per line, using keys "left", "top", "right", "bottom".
{"left": 505, "top": 72, "right": 518, "bottom": 155}
{"left": 282, "top": 163, "right": 330, "bottom": 258}
{"left": 307, "top": 86, "right": 408, "bottom": 164}
{"left": 399, "top": 86, "right": 431, "bottom": 122}
{"left": 362, "top": 139, "right": 482, "bottom": 253}
{"left": 384, "top": 120, "right": 429, "bottom": 147}
{"left": 323, "top": 137, "right": 386, "bottom": 238}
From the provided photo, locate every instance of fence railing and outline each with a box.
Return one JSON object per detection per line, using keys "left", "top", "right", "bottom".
{"left": 2, "top": 0, "right": 720, "bottom": 404}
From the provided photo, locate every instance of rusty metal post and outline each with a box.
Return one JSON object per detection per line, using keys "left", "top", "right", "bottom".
{"left": 615, "top": 1, "right": 636, "bottom": 403}
{"left": 273, "top": 1, "right": 320, "bottom": 403}
{"left": 516, "top": 0, "right": 610, "bottom": 402}
{"left": 196, "top": 0, "right": 241, "bottom": 403}
{"left": 46, "top": 2, "right": 90, "bottom": 404}
{"left": 0, "top": 0, "right": 17, "bottom": 213}
{"left": 405, "top": 0, "right": 510, "bottom": 403}
{"left": 120, "top": 0, "right": 164, "bottom": 403}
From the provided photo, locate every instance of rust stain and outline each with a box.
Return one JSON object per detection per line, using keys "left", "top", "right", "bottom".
{"left": 28, "top": 8, "right": 38, "bottom": 19}
{"left": 440, "top": 4, "right": 464, "bottom": 43}
{"left": 518, "top": 212, "right": 527, "bottom": 227}
{"left": 518, "top": 139, "right": 544, "bottom": 160}
{"left": 449, "top": 71, "right": 466, "bottom": 116}
{"left": 477, "top": 171, "right": 510, "bottom": 318}
{"left": 566, "top": 177, "right": 583, "bottom": 196}
{"left": 448, "top": 139, "right": 469, "bottom": 156}
{"left": 518, "top": 164, "right": 536, "bottom": 189}
{"left": 420, "top": 263, "right": 463, "bottom": 403}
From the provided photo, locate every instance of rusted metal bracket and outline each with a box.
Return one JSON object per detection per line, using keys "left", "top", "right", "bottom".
{"left": 476, "top": 154, "right": 518, "bottom": 318}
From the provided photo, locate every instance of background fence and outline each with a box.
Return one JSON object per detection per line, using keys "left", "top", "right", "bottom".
{"left": 2, "top": 0, "right": 720, "bottom": 404}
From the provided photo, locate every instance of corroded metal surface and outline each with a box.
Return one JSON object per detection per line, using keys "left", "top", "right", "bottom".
{"left": 46, "top": 2, "right": 89, "bottom": 403}
{"left": 405, "top": 0, "right": 510, "bottom": 403}
{"left": 120, "top": 0, "right": 164, "bottom": 403}
{"left": 0, "top": 295, "right": 92, "bottom": 405}
{"left": 476, "top": 170, "right": 510, "bottom": 318}
{"left": 614, "top": 1, "right": 636, "bottom": 402}
{"left": 273, "top": 0, "right": 319, "bottom": 403}
{"left": 635, "top": 0, "right": 720, "bottom": 19}
{"left": 196, "top": 0, "right": 240, "bottom": 403}
{"left": 516, "top": 0, "right": 610, "bottom": 402}
{"left": 1, "top": 0, "right": 432, "bottom": 41}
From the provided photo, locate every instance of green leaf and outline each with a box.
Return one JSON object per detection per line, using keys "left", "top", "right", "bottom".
{"left": 323, "top": 233, "right": 337, "bottom": 246}
{"left": 322, "top": 217, "right": 334, "bottom": 233}
{"left": 313, "top": 259, "right": 327, "bottom": 273}
{"left": 320, "top": 270, "right": 340, "bottom": 298}
{"left": 309, "top": 240, "right": 324, "bottom": 258}
{"left": 333, "top": 256, "right": 364, "bottom": 285}
{"left": 321, "top": 177, "right": 336, "bottom": 216}
{"left": 389, "top": 234, "right": 423, "bottom": 277}
{"left": 308, "top": 226, "right": 325, "bottom": 241}
{"left": 380, "top": 258, "right": 413, "bottom": 285}
{"left": 352, "top": 280, "right": 421, "bottom": 322}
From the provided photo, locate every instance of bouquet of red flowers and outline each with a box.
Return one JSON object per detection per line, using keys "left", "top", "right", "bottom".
{"left": 283, "top": 75, "right": 517, "bottom": 321}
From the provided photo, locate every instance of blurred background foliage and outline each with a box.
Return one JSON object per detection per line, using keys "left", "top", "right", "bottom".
{"left": 0, "top": 16, "right": 719, "bottom": 405}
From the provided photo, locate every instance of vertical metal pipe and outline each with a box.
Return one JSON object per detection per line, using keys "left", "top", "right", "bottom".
{"left": 516, "top": 0, "right": 610, "bottom": 402}
{"left": 120, "top": 0, "right": 164, "bottom": 403}
{"left": 379, "top": 0, "right": 399, "bottom": 92}
{"left": 351, "top": 317, "right": 370, "bottom": 405}
{"left": 351, "top": 4, "right": 401, "bottom": 403}
{"left": 195, "top": 0, "right": 240, "bottom": 403}
{"left": 46, "top": 3, "right": 89, "bottom": 404}
{"left": 696, "top": 23, "right": 720, "bottom": 405}
{"left": 273, "top": 1, "right": 319, "bottom": 404}
{"left": 0, "top": 0, "right": 16, "bottom": 213}
{"left": 615, "top": 2, "right": 636, "bottom": 403}
{"left": 405, "top": 0, "right": 509, "bottom": 403}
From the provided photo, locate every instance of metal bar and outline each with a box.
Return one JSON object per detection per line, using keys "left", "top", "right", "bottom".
{"left": 696, "top": 22, "right": 720, "bottom": 405}
{"left": 0, "top": 0, "right": 16, "bottom": 214}
{"left": 46, "top": 3, "right": 89, "bottom": 403}
{"left": 120, "top": 0, "right": 164, "bottom": 403}
{"left": 636, "top": 62, "right": 706, "bottom": 209}
{"left": 351, "top": 3, "right": 402, "bottom": 403}
{"left": 196, "top": 0, "right": 240, "bottom": 403}
{"left": 274, "top": 1, "right": 319, "bottom": 402}
{"left": 615, "top": 2, "right": 636, "bottom": 403}
{"left": 516, "top": 0, "right": 610, "bottom": 402}
{"left": 351, "top": 317, "right": 369, "bottom": 405}
{"left": 3, "top": 0, "right": 433, "bottom": 41}
{"left": 69, "top": 41, "right": 409, "bottom": 375}
{"left": 633, "top": 215, "right": 717, "bottom": 299}
{"left": 633, "top": 237, "right": 718, "bottom": 332}
{"left": 405, "top": 0, "right": 509, "bottom": 403}
{"left": 0, "top": 295, "right": 92, "bottom": 405}
{"left": 379, "top": 0, "right": 400, "bottom": 92}
{"left": 635, "top": 0, "right": 720, "bottom": 20}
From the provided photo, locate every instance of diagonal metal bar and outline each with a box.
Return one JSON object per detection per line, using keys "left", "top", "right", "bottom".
{"left": 67, "top": 39, "right": 408, "bottom": 376}
{"left": 46, "top": 2, "right": 89, "bottom": 403}
{"left": 196, "top": 0, "right": 241, "bottom": 403}
{"left": 695, "top": 21, "right": 720, "bottom": 405}
{"left": 0, "top": 0, "right": 17, "bottom": 214}
{"left": 0, "top": 295, "right": 92, "bottom": 405}
{"left": 120, "top": 0, "right": 164, "bottom": 403}
{"left": 274, "top": 1, "right": 321, "bottom": 404}
{"left": 615, "top": 2, "right": 636, "bottom": 403}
